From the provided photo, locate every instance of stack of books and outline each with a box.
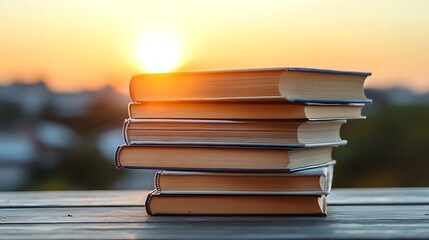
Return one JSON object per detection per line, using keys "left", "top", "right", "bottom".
{"left": 115, "top": 67, "right": 371, "bottom": 215}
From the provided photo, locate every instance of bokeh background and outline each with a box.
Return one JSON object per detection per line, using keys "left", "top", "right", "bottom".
{"left": 1, "top": 0, "right": 429, "bottom": 190}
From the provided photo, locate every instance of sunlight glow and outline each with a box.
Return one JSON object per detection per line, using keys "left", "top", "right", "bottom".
{"left": 137, "top": 30, "right": 181, "bottom": 73}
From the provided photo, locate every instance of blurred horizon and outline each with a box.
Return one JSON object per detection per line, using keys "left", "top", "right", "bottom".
{"left": 4, "top": 78, "right": 429, "bottom": 96}
{"left": 1, "top": 0, "right": 429, "bottom": 93}
{"left": 1, "top": 80, "right": 429, "bottom": 191}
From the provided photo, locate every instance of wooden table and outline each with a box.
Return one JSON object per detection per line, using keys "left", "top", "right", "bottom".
{"left": 1, "top": 188, "right": 428, "bottom": 239}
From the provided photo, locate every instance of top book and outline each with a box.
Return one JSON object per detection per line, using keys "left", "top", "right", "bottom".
{"left": 130, "top": 67, "right": 372, "bottom": 104}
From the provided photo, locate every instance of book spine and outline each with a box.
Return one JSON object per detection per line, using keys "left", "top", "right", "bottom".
{"left": 114, "top": 145, "right": 124, "bottom": 169}
{"left": 320, "top": 195, "right": 327, "bottom": 216}
{"left": 122, "top": 119, "right": 131, "bottom": 145}
{"left": 154, "top": 171, "right": 163, "bottom": 192}
{"left": 127, "top": 102, "right": 133, "bottom": 119}
{"left": 144, "top": 190, "right": 156, "bottom": 216}
{"left": 129, "top": 77, "right": 136, "bottom": 102}
{"left": 324, "top": 163, "right": 334, "bottom": 194}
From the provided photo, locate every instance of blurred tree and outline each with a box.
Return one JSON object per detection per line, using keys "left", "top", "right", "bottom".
{"left": 23, "top": 138, "right": 123, "bottom": 190}
{"left": 334, "top": 104, "right": 429, "bottom": 187}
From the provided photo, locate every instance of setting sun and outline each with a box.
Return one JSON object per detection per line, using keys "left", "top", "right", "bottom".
{"left": 137, "top": 30, "right": 181, "bottom": 73}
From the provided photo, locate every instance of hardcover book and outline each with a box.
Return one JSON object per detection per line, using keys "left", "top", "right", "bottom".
{"left": 128, "top": 101, "right": 365, "bottom": 120}
{"left": 115, "top": 144, "right": 336, "bottom": 172}
{"left": 154, "top": 164, "right": 334, "bottom": 195}
{"left": 130, "top": 67, "right": 371, "bottom": 104}
{"left": 122, "top": 119, "right": 347, "bottom": 147}
{"left": 145, "top": 191, "right": 327, "bottom": 215}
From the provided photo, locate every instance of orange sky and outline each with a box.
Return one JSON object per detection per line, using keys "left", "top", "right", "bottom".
{"left": 1, "top": 0, "right": 429, "bottom": 93}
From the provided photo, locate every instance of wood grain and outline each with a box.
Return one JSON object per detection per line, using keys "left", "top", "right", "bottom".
{"left": 0, "top": 190, "right": 146, "bottom": 208}
{"left": 1, "top": 206, "right": 429, "bottom": 240}
{"left": 0, "top": 205, "right": 428, "bottom": 224}
{"left": 328, "top": 187, "right": 429, "bottom": 205}
{"left": 1, "top": 221, "right": 429, "bottom": 240}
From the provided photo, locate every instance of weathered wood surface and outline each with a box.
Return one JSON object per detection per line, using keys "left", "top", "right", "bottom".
{"left": 0, "top": 188, "right": 428, "bottom": 239}
{"left": 1, "top": 188, "right": 428, "bottom": 208}
{"left": 0, "top": 190, "right": 146, "bottom": 208}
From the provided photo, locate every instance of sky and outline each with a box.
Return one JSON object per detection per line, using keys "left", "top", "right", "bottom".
{"left": 1, "top": 0, "right": 429, "bottom": 93}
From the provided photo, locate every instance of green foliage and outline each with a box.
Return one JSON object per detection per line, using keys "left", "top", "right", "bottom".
{"left": 333, "top": 104, "right": 429, "bottom": 187}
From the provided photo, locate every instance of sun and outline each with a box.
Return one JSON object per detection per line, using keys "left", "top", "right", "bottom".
{"left": 137, "top": 30, "right": 181, "bottom": 73}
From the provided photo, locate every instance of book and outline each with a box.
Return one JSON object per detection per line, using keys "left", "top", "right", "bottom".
{"left": 115, "top": 145, "right": 336, "bottom": 172}
{"left": 128, "top": 101, "right": 364, "bottom": 120}
{"left": 123, "top": 119, "right": 347, "bottom": 147}
{"left": 130, "top": 67, "right": 371, "bottom": 104}
{"left": 154, "top": 164, "right": 334, "bottom": 195}
{"left": 145, "top": 191, "right": 327, "bottom": 215}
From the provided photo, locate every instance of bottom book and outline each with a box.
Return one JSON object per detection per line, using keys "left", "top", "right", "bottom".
{"left": 145, "top": 191, "right": 327, "bottom": 216}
